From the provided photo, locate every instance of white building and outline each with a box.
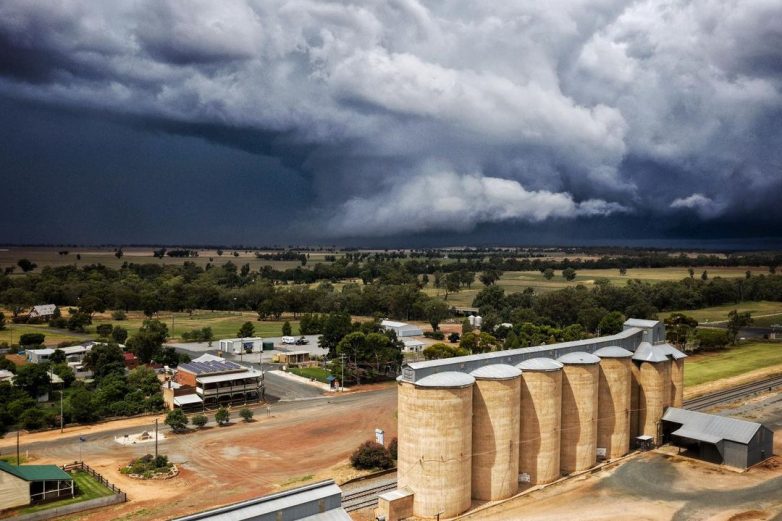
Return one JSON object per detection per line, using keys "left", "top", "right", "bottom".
{"left": 381, "top": 320, "right": 424, "bottom": 338}
{"left": 26, "top": 343, "right": 96, "bottom": 364}
{"left": 218, "top": 337, "right": 263, "bottom": 354}
{"left": 28, "top": 305, "right": 57, "bottom": 320}
{"left": 402, "top": 339, "right": 425, "bottom": 353}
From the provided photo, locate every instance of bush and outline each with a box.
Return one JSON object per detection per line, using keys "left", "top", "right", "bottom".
{"left": 423, "top": 331, "right": 445, "bottom": 340}
{"left": 48, "top": 317, "right": 68, "bottom": 329}
{"left": 20, "top": 333, "right": 45, "bottom": 346}
{"left": 448, "top": 332, "right": 460, "bottom": 343}
{"left": 696, "top": 328, "right": 730, "bottom": 351}
{"left": 215, "top": 407, "right": 230, "bottom": 425}
{"left": 239, "top": 408, "right": 254, "bottom": 422}
{"left": 350, "top": 441, "right": 394, "bottom": 470}
{"left": 96, "top": 324, "right": 114, "bottom": 337}
{"left": 165, "top": 409, "right": 188, "bottom": 432}
{"left": 388, "top": 437, "right": 398, "bottom": 460}
{"left": 190, "top": 414, "right": 208, "bottom": 428}
{"left": 111, "top": 310, "right": 127, "bottom": 321}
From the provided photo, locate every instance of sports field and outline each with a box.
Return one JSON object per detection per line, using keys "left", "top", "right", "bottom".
{"left": 684, "top": 341, "right": 782, "bottom": 387}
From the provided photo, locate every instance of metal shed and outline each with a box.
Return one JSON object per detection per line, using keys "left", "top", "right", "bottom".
{"left": 662, "top": 407, "right": 774, "bottom": 469}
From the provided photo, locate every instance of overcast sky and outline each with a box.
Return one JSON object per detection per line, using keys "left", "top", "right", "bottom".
{"left": 1, "top": 1, "right": 780, "bottom": 247}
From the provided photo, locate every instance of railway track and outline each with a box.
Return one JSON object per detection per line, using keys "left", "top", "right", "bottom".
{"left": 339, "top": 376, "right": 782, "bottom": 513}
{"left": 683, "top": 375, "right": 782, "bottom": 410}
{"left": 342, "top": 481, "right": 398, "bottom": 512}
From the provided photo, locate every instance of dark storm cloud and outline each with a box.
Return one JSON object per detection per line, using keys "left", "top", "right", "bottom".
{"left": 0, "top": 0, "right": 780, "bottom": 243}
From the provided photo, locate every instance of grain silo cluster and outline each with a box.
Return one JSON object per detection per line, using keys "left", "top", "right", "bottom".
{"left": 392, "top": 319, "right": 686, "bottom": 519}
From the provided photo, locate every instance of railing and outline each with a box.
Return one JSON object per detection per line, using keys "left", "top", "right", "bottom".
{"left": 61, "top": 462, "right": 128, "bottom": 501}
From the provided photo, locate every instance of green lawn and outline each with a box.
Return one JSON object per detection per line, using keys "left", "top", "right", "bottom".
{"left": 19, "top": 470, "right": 115, "bottom": 514}
{"left": 0, "top": 323, "right": 87, "bottom": 346}
{"left": 289, "top": 367, "right": 332, "bottom": 383}
{"left": 658, "top": 301, "right": 782, "bottom": 324}
{"left": 684, "top": 342, "right": 782, "bottom": 387}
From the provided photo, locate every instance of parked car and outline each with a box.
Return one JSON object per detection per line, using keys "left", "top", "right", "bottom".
{"left": 295, "top": 336, "right": 309, "bottom": 345}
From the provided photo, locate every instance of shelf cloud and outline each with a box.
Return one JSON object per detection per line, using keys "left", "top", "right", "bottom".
{"left": 0, "top": 0, "right": 780, "bottom": 242}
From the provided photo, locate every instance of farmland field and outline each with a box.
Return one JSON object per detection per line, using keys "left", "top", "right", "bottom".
{"left": 658, "top": 301, "right": 782, "bottom": 324}
{"left": 684, "top": 341, "right": 782, "bottom": 387}
{"left": 0, "top": 247, "right": 338, "bottom": 273}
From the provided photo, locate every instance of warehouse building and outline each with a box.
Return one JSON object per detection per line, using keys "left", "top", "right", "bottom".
{"left": 0, "top": 461, "right": 74, "bottom": 510}
{"left": 662, "top": 407, "right": 774, "bottom": 469}
{"left": 219, "top": 337, "right": 263, "bottom": 354}
{"left": 380, "top": 320, "right": 423, "bottom": 338}
{"left": 171, "top": 479, "right": 350, "bottom": 520}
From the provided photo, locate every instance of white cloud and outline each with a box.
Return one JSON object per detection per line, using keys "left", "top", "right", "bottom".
{"left": 329, "top": 169, "right": 627, "bottom": 236}
{"left": 670, "top": 193, "right": 726, "bottom": 219}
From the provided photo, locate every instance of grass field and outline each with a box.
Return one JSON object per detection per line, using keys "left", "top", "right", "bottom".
{"left": 0, "top": 246, "right": 339, "bottom": 274}
{"left": 658, "top": 301, "right": 782, "bottom": 324}
{"left": 0, "top": 310, "right": 299, "bottom": 346}
{"left": 19, "top": 470, "right": 115, "bottom": 514}
{"left": 684, "top": 342, "right": 782, "bottom": 387}
{"left": 289, "top": 367, "right": 332, "bottom": 383}
{"left": 423, "top": 266, "right": 766, "bottom": 307}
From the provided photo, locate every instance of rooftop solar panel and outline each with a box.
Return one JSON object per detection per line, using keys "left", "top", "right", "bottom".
{"left": 179, "top": 359, "right": 243, "bottom": 375}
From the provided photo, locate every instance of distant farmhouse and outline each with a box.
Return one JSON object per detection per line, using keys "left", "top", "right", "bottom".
{"left": 0, "top": 461, "right": 74, "bottom": 510}
{"left": 27, "top": 305, "right": 57, "bottom": 321}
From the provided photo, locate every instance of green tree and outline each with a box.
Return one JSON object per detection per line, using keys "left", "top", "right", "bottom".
{"left": 598, "top": 311, "right": 626, "bottom": 335}
{"left": 127, "top": 366, "right": 162, "bottom": 396}
{"left": 49, "top": 349, "right": 66, "bottom": 364}
{"left": 701, "top": 270, "right": 709, "bottom": 280}
{"left": 112, "top": 326, "right": 129, "bottom": 344}
{"left": 462, "top": 317, "right": 473, "bottom": 334}
{"left": 14, "top": 364, "right": 51, "bottom": 397}
{"left": 84, "top": 343, "right": 125, "bottom": 381}
{"left": 422, "top": 299, "right": 450, "bottom": 331}
{"left": 191, "top": 414, "right": 208, "bottom": 428}
{"left": 20, "top": 333, "right": 45, "bottom": 346}
{"left": 562, "top": 268, "right": 577, "bottom": 281}
{"left": 52, "top": 363, "right": 75, "bottom": 387}
{"left": 281, "top": 321, "right": 292, "bottom": 336}
{"left": 0, "top": 312, "right": 5, "bottom": 331}
{"left": 127, "top": 319, "right": 168, "bottom": 363}
{"left": 688, "top": 267, "right": 695, "bottom": 278}
{"left": 215, "top": 407, "right": 230, "bottom": 425}
{"left": 67, "top": 312, "right": 92, "bottom": 332}
{"left": 619, "top": 266, "right": 627, "bottom": 276}
{"left": 17, "top": 259, "right": 37, "bottom": 272}
{"left": 69, "top": 385, "right": 96, "bottom": 423}
{"left": 239, "top": 408, "right": 254, "bottom": 422}
{"left": 543, "top": 268, "right": 555, "bottom": 280}
{"left": 20, "top": 408, "right": 46, "bottom": 430}
{"left": 96, "top": 323, "right": 114, "bottom": 337}
{"left": 319, "top": 313, "right": 353, "bottom": 356}
{"left": 237, "top": 321, "right": 255, "bottom": 338}
{"left": 726, "top": 310, "right": 752, "bottom": 344}
{"left": 165, "top": 409, "right": 188, "bottom": 432}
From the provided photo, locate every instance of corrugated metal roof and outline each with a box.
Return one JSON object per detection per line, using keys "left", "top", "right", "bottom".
{"left": 470, "top": 364, "right": 521, "bottom": 380}
{"left": 557, "top": 351, "right": 600, "bottom": 365}
{"left": 174, "top": 394, "right": 204, "bottom": 406}
{"left": 658, "top": 343, "right": 688, "bottom": 360}
{"left": 662, "top": 407, "right": 762, "bottom": 444}
{"left": 411, "top": 371, "right": 475, "bottom": 388}
{"left": 623, "top": 318, "right": 660, "bottom": 328}
{"left": 379, "top": 488, "right": 413, "bottom": 501}
{"left": 593, "top": 346, "right": 634, "bottom": 358}
{"left": 0, "top": 461, "right": 72, "bottom": 481}
{"left": 179, "top": 360, "right": 244, "bottom": 375}
{"left": 171, "top": 480, "right": 345, "bottom": 521}
{"left": 632, "top": 342, "right": 669, "bottom": 363}
{"left": 516, "top": 358, "right": 563, "bottom": 372}
{"left": 197, "top": 369, "right": 262, "bottom": 384}
{"left": 381, "top": 320, "right": 407, "bottom": 328}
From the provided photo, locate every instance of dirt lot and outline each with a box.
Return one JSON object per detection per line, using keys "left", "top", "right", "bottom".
{"left": 2, "top": 387, "right": 397, "bottom": 520}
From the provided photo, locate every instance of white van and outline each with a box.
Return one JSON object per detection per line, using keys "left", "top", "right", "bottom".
{"left": 282, "top": 336, "right": 296, "bottom": 345}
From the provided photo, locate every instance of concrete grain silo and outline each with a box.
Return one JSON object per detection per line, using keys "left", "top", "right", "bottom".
{"left": 517, "top": 358, "right": 563, "bottom": 485}
{"left": 593, "top": 346, "right": 633, "bottom": 460}
{"left": 470, "top": 365, "right": 522, "bottom": 501}
{"left": 660, "top": 343, "right": 687, "bottom": 407}
{"left": 632, "top": 343, "right": 672, "bottom": 444}
{"left": 397, "top": 372, "right": 475, "bottom": 518}
{"left": 557, "top": 352, "right": 600, "bottom": 474}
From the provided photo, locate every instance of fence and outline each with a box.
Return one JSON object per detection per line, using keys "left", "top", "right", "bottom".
{"left": 61, "top": 461, "right": 127, "bottom": 499}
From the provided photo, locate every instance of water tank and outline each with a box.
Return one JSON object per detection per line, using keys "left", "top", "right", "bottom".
{"left": 468, "top": 315, "right": 476, "bottom": 326}
{"left": 557, "top": 352, "right": 600, "bottom": 474}
{"left": 474, "top": 315, "right": 483, "bottom": 328}
{"left": 593, "top": 346, "right": 632, "bottom": 460}
{"left": 632, "top": 343, "right": 672, "bottom": 444}
{"left": 517, "top": 358, "right": 563, "bottom": 485}
{"left": 397, "top": 372, "right": 474, "bottom": 518}
{"left": 469, "top": 365, "right": 521, "bottom": 501}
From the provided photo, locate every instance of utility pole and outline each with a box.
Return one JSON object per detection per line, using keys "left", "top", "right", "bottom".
{"left": 60, "top": 386, "right": 64, "bottom": 434}
{"left": 339, "top": 354, "right": 346, "bottom": 392}
{"left": 155, "top": 419, "right": 159, "bottom": 461}
{"left": 16, "top": 431, "right": 20, "bottom": 466}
